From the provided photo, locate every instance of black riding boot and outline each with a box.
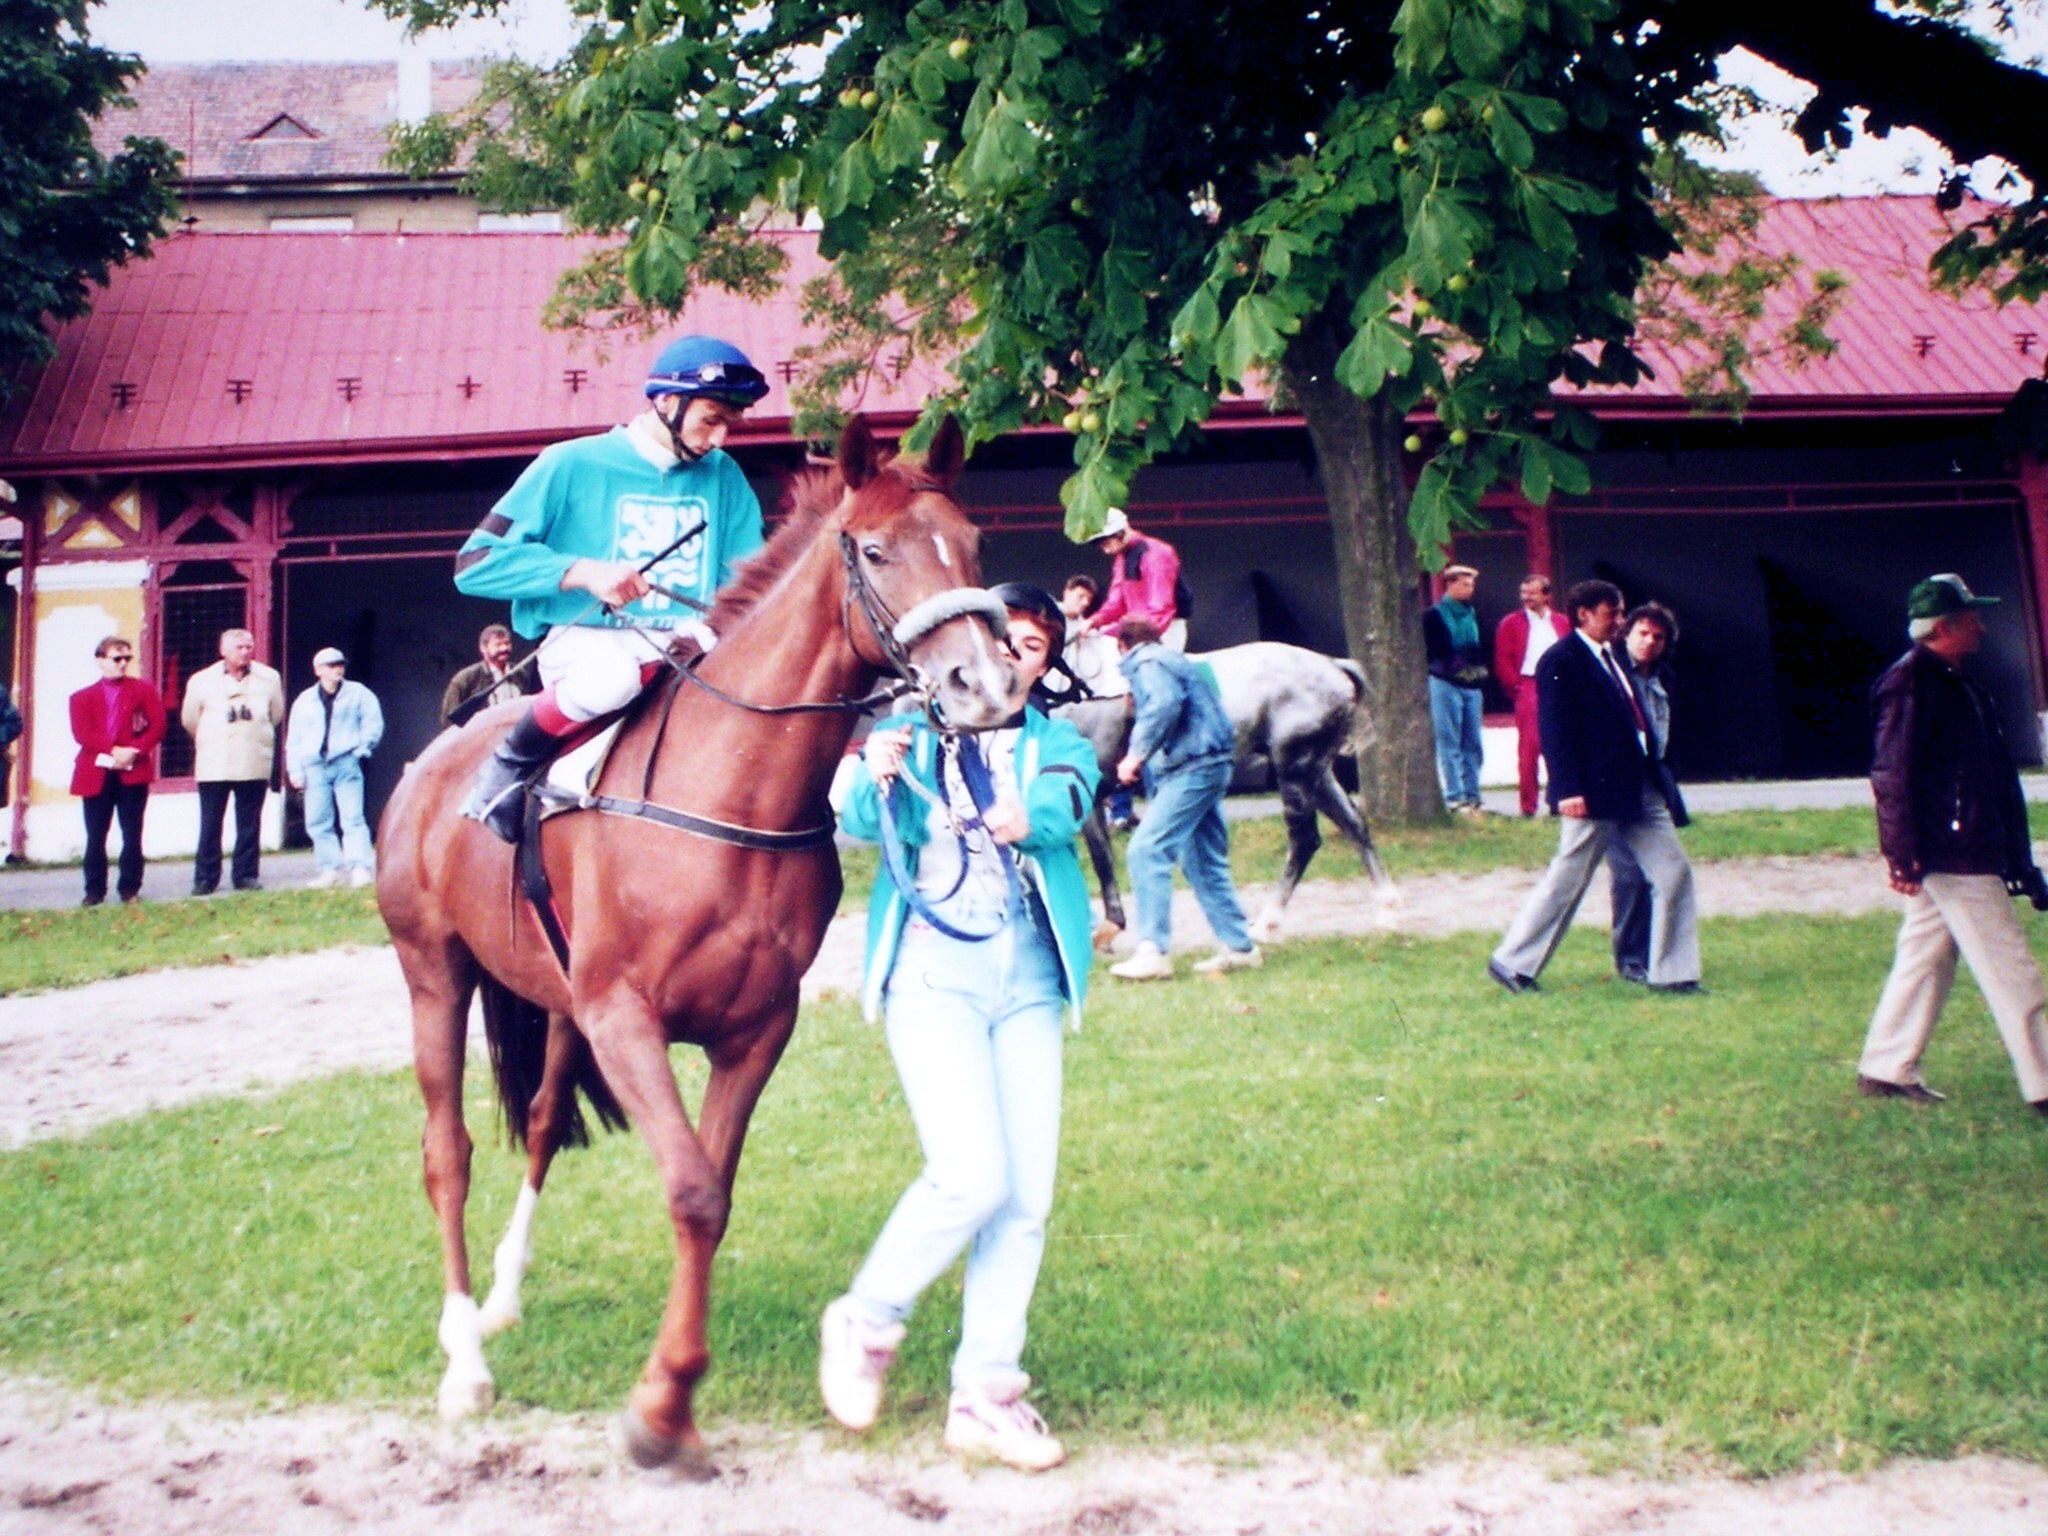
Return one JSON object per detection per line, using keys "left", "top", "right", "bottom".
{"left": 464, "top": 707, "right": 562, "bottom": 844}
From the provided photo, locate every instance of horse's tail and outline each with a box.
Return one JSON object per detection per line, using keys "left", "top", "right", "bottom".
{"left": 1332, "top": 658, "right": 1371, "bottom": 756}
{"left": 475, "top": 972, "right": 628, "bottom": 1151}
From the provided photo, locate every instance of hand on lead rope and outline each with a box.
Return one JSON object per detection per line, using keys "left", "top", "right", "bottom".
{"left": 983, "top": 798, "right": 1030, "bottom": 845}
{"left": 864, "top": 727, "right": 913, "bottom": 791}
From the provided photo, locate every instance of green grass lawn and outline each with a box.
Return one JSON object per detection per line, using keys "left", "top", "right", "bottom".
{"left": 4, "top": 911, "right": 2046, "bottom": 1472}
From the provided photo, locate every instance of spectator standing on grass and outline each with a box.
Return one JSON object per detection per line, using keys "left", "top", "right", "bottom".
{"left": 441, "top": 623, "right": 535, "bottom": 726}
{"left": 1494, "top": 574, "right": 1570, "bottom": 817}
{"left": 67, "top": 636, "right": 166, "bottom": 906}
{"left": 1605, "top": 603, "right": 1689, "bottom": 984}
{"left": 1073, "top": 509, "right": 1188, "bottom": 651}
{"left": 1107, "top": 615, "right": 1260, "bottom": 981}
{"left": 181, "top": 626, "right": 284, "bottom": 895}
{"left": 1856, "top": 574, "right": 2048, "bottom": 1115}
{"left": 285, "top": 647, "right": 385, "bottom": 889}
{"left": 1424, "top": 564, "right": 1489, "bottom": 814}
{"left": 1488, "top": 580, "right": 1700, "bottom": 996}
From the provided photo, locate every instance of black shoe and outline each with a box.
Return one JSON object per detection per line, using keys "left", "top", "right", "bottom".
{"left": 234, "top": 880, "right": 262, "bottom": 892}
{"left": 81, "top": 893, "right": 105, "bottom": 907}
{"left": 191, "top": 883, "right": 217, "bottom": 897}
{"left": 465, "top": 706, "right": 563, "bottom": 844}
{"left": 1487, "top": 959, "right": 1539, "bottom": 995}
{"left": 1857, "top": 1074, "right": 1946, "bottom": 1104}
{"left": 1617, "top": 967, "right": 1649, "bottom": 986}
{"left": 119, "top": 891, "right": 141, "bottom": 904}
{"left": 2030, "top": 1098, "right": 2048, "bottom": 1119}
{"left": 1649, "top": 980, "right": 1705, "bottom": 995}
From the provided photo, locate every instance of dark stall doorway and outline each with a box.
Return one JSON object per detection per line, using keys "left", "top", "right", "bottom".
{"left": 1556, "top": 500, "right": 2041, "bottom": 779}
{"left": 280, "top": 556, "right": 528, "bottom": 841}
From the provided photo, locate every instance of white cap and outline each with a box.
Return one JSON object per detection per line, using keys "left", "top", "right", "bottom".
{"left": 312, "top": 646, "right": 346, "bottom": 666}
{"left": 1089, "top": 507, "right": 1131, "bottom": 543}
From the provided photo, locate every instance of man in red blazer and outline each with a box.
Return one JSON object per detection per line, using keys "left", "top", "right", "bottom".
{"left": 1493, "top": 574, "right": 1571, "bottom": 816}
{"left": 69, "top": 636, "right": 168, "bottom": 905}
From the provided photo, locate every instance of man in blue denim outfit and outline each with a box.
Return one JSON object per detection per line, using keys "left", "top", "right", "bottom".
{"left": 1107, "top": 615, "right": 1260, "bottom": 980}
{"left": 284, "top": 647, "right": 385, "bottom": 888}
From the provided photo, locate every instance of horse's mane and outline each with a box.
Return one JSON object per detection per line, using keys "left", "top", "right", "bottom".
{"left": 701, "top": 466, "right": 839, "bottom": 635}
{"left": 703, "top": 449, "right": 945, "bottom": 635}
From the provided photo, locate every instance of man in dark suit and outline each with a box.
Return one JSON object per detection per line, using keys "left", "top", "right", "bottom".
{"left": 1488, "top": 580, "right": 1700, "bottom": 994}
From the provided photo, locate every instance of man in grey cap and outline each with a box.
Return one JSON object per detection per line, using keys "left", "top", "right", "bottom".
{"left": 285, "top": 647, "right": 385, "bottom": 888}
{"left": 1857, "top": 574, "right": 2048, "bottom": 1115}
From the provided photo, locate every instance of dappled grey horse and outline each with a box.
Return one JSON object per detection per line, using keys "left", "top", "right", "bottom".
{"left": 1056, "top": 642, "right": 1403, "bottom": 946}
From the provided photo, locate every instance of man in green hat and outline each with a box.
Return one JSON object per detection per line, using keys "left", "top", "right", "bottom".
{"left": 1858, "top": 574, "right": 2048, "bottom": 1116}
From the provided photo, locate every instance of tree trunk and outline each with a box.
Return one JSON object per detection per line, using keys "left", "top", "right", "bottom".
{"left": 1282, "top": 305, "right": 1445, "bottom": 824}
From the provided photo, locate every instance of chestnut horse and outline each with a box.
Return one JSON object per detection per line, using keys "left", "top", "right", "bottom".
{"left": 376, "top": 417, "right": 1012, "bottom": 1471}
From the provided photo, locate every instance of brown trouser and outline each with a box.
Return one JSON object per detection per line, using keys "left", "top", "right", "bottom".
{"left": 1859, "top": 873, "right": 2048, "bottom": 1103}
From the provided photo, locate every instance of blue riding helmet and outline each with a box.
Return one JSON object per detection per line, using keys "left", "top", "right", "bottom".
{"left": 644, "top": 335, "right": 771, "bottom": 406}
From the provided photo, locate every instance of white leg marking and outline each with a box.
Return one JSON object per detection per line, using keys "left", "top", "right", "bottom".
{"left": 437, "top": 1292, "right": 496, "bottom": 1422}
{"left": 1250, "top": 903, "right": 1284, "bottom": 946}
{"left": 1375, "top": 882, "right": 1407, "bottom": 928}
{"left": 478, "top": 1182, "right": 539, "bottom": 1337}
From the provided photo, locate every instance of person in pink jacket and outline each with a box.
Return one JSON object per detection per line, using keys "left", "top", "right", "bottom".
{"left": 1073, "top": 509, "right": 1187, "bottom": 651}
{"left": 1494, "top": 574, "right": 1571, "bottom": 817}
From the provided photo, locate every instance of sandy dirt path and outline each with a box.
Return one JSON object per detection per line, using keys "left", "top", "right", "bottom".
{"left": 17, "top": 850, "right": 2037, "bottom": 1535}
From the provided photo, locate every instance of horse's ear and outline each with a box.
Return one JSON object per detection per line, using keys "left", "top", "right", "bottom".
{"left": 838, "top": 416, "right": 880, "bottom": 490}
{"left": 923, "top": 414, "right": 966, "bottom": 491}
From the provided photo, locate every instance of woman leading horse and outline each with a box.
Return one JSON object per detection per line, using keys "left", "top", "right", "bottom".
{"left": 376, "top": 415, "right": 1012, "bottom": 1471}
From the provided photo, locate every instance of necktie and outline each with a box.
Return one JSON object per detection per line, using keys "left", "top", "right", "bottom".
{"left": 1604, "top": 648, "right": 1648, "bottom": 736}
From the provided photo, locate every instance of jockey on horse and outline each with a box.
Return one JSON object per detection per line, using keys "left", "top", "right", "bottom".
{"left": 453, "top": 334, "right": 772, "bottom": 840}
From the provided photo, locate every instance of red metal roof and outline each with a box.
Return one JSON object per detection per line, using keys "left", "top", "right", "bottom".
{"left": 4, "top": 197, "right": 2045, "bottom": 476}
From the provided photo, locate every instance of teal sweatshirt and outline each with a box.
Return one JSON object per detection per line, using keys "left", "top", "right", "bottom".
{"left": 839, "top": 710, "right": 1102, "bottom": 1028}
{"left": 454, "top": 426, "right": 764, "bottom": 639}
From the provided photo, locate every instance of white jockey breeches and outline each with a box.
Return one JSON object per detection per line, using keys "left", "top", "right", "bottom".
{"left": 537, "top": 624, "right": 672, "bottom": 722}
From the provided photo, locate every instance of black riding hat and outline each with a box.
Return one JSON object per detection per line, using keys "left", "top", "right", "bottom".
{"left": 989, "top": 581, "right": 1089, "bottom": 706}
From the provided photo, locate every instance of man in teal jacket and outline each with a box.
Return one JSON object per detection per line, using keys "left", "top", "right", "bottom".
{"left": 824, "top": 584, "right": 1099, "bottom": 1473}
{"left": 452, "top": 335, "right": 770, "bottom": 840}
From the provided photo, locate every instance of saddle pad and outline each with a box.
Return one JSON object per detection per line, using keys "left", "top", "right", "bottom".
{"left": 538, "top": 718, "right": 627, "bottom": 820}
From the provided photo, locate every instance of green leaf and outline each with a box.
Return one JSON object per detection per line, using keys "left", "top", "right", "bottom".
{"left": 1334, "top": 316, "right": 1411, "bottom": 396}
{"left": 822, "top": 140, "right": 875, "bottom": 218}
{"left": 1519, "top": 438, "right": 1553, "bottom": 505}
{"left": 1000, "top": 0, "right": 1028, "bottom": 29}
{"left": 912, "top": 52, "right": 948, "bottom": 104}
{"left": 1060, "top": 454, "right": 1126, "bottom": 534}
{"left": 1488, "top": 106, "right": 1533, "bottom": 170}
{"left": 1504, "top": 92, "right": 1567, "bottom": 134}
{"left": 1101, "top": 247, "right": 1150, "bottom": 331}
{"left": 1408, "top": 459, "right": 1453, "bottom": 551}
{"left": 1449, "top": 12, "right": 1506, "bottom": 79}
{"left": 1170, "top": 284, "right": 1221, "bottom": 346}
{"left": 1215, "top": 293, "right": 1286, "bottom": 382}
{"left": 1392, "top": 0, "right": 1451, "bottom": 72}
{"left": 1021, "top": 225, "right": 1089, "bottom": 308}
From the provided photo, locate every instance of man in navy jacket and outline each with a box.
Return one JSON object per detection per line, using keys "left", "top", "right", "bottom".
{"left": 1489, "top": 580, "right": 1700, "bottom": 994}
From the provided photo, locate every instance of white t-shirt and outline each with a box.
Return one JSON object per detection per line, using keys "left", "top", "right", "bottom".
{"left": 911, "top": 728, "right": 1022, "bottom": 927}
{"left": 1520, "top": 610, "right": 1560, "bottom": 676}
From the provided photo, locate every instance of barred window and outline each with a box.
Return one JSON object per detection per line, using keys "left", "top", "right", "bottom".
{"left": 158, "top": 581, "right": 249, "bottom": 778}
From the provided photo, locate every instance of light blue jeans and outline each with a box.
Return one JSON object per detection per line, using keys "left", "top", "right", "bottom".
{"left": 848, "top": 906, "right": 1066, "bottom": 1390}
{"left": 303, "top": 755, "right": 373, "bottom": 872}
{"left": 1126, "top": 754, "right": 1252, "bottom": 955}
{"left": 1429, "top": 676, "right": 1484, "bottom": 807}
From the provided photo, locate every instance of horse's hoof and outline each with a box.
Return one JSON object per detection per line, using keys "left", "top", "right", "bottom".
{"left": 1248, "top": 907, "right": 1283, "bottom": 946}
{"left": 477, "top": 1295, "right": 521, "bottom": 1337}
{"left": 1091, "top": 920, "right": 1124, "bottom": 954}
{"left": 614, "top": 1408, "right": 716, "bottom": 1479}
{"left": 437, "top": 1370, "right": 495, "bottom": 1423}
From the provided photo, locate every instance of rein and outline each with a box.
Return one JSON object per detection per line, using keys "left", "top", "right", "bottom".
{"left": 875, "top": 730, "right": 1025, "bottom": 944}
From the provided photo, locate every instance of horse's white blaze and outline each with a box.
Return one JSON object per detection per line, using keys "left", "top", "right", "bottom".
{"left": 437, "top": 1292, "right": 495, "bottom": 1421}
{"left": 478, "top": 1182, "right": 539, "bottom": 1337}
{"left": 932, "top": 533, "right": 953, "bottom": 569}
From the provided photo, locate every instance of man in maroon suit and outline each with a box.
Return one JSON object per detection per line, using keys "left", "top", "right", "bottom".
{"left": 69, "top": 635, "right": 168, "bottom": 906}
{"left": 1494, "top": 574, "right": 1571, "bottom": 817}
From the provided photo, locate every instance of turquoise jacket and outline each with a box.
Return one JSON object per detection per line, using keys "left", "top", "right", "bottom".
{"left": 840, "top": 709, "right": 1102, "bottom": 1027}
{"left": 454, "top": 426, "right": 764, "bottom": 639}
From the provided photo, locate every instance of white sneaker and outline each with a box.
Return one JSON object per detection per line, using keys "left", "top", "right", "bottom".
{"left": 1192, "top": 945, "right": 1263, "bottom": 975}
{"left": 307, "top": 869, "right": 342, "bottom": 890}
{"left": 944, "top": 1379, "right": 1065, "bottom": 1472}
{"left": 818, "top": 1296, "right": 904, "bottom": 1431}
{"left": 1109, "top": 942, "right": 1174, "bottom": 981}
{"left": 346, "top": 866, "right": 374, "bottom": 888}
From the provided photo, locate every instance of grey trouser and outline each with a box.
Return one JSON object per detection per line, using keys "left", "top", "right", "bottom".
{"left": 1859, "top": 873, "right": 2048, "bottom": 1103}
{"left": 1493, "top": 789, "right": 1700, "bottom": 986}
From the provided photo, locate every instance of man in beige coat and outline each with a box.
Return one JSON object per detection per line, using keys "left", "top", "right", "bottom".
{"left": 181, "top": 627, "right": 285, "bottom": 894}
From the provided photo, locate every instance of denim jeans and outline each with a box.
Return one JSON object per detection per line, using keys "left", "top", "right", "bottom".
{"left": 303, "top": 755, "right": 373, "bottom": 871}
{"left": 1125, "top": 754, "right": 1251, "bottom": 954}
{"left": 847, "top": 907, "right": 1066, "bottom": 1390}
{"left": 1429, "top": 677, "right": 1484, "bottom": 806}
